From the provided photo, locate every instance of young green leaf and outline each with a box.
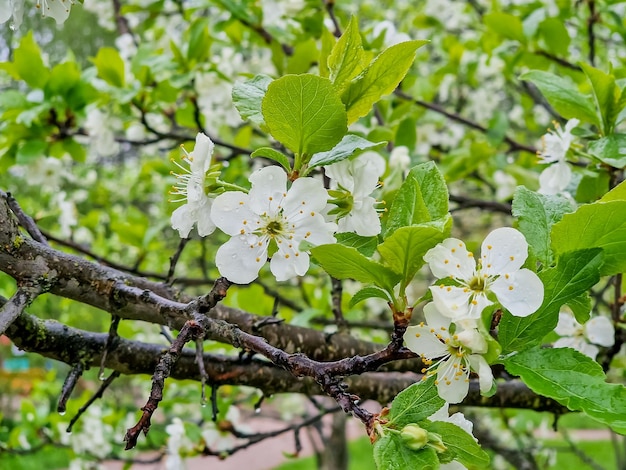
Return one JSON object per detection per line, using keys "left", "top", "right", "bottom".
{"left": 262, "top": 74, "right": 347, "bottom": 156}
{"left": 187, "top": 18, "right": 211, "bottom": 64}
{"left": 308, "top": 134, "right": 386, "bottom": 168}
{"left": 581, "top": 63, "right": 622, "bottom": 136}
{"left": 552, "top": 200, "right": 626, "bottom": 275}
{"left": 13, "top": 32, "right": 50, "bottom": 89}
{"left": 92, "top": 47, "right": 126, "bottom": 88}
{"left": 511, "top": 187, "right": 574, "bottom": 266}
{"left": 484, "top": 12, "right": 525, "bottom": 43}
{"left": 373, "top": 434, "right": 439, "bottom": 470}
{"left": 504, "top": 348, "right": 626, "bottom": 434}
{"left": 520, "top": 70, "right": 598, "bottom": 127}
{"left": 587, "top": 134, "right": 626, "bottom": 169}
{"left": 349, "top": 286, "right": 392, "bottom": 308}
{"left": 310, "top": 244, "right": 401, "bottom": 292}
{"left": 341, "top": 40, "right": 428, "bottom": 124}
{"left": 424, "top": 421, "right": 490, "bottom": 469}
{"left": 387, "top": 377, "right": 445, "bottom": 428}
{"left": 377, "top": 221, "right": 450, "bottom": 286}
{"left": 335, "top": 232, "right": 378, "bottom": 257}
{"left": 498, "top": 248, "right": 604, "bottom": 353}
{"left": 328, "top": 16, "right": 367, "bottom": 92}
{"left": 232, "top": 74, "right": 273, "bottom": 129}
{"left": 250, "top": 147, "right": 291, "bottom": 172}
{"left": 385, "top": 162, "right": 449, "bottom": 237}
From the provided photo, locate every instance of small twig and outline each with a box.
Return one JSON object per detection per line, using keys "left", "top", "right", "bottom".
{"left": 449, "top": 194, "right": 512, "bottom": 214}
{"left": 195, "top": 336, "right": 209, "bottom": 405}
{"left": 0, "top": 286, "right": 43, "bottom": 335}
{"left": 587, "top": 0, "right": 598, "bottom": 66}
{"left": 99, "top": 315, "right": 121, "bottom": 380}
{"left": 67, "top": 371, "right": 121, "bottom": 432}
{"left": 0, "top": 190, "right": 48, "bottom": 245}
{"left": 58, "top": 362, "right": 85, "bottom": 414}
{"left": 210, "top": 382, "right": 219, "bottom": 421}
{"left": 330, "top": 277, "right": 348, "bottom": 333}
{"left": 324, "top": 0, "right": 342, "bottom": 37}
{"left": 166, "top": 238, "right": 189, "bottom": 284}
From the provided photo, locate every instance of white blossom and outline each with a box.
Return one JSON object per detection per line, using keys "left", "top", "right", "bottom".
{"left": 201, "top": 406, "right": 252, "bottom": 453}
{"left": 83, "top": 108, "right": 120, "bottom": 159}
{"left": 0, "top": 0, "right": 25, "bottom": 29}
{"left": 554, "top": 312, "right": 615, "bottom": 360}
{"left": 404, "top": 303, "right": 493, "bottom": 403}
{"left": 37, "top": 0, "right": 74, "bottom": 25}
{"left": 170, "top": 133, "right": 217, "bottom": 238}
{"left": 165, "top": 418, "right": 191, "bottom": 470}
{"left": 211, "top": 166, "right": 336, "bottom": 284}
{"left": 537, "top": 119, "right": 578, "bottom": 195}
{"left": 325, "top": 152, "right": 386, "bottom": 236}
{"left": 424, "top": 227, "right": 544, "bottom": 319}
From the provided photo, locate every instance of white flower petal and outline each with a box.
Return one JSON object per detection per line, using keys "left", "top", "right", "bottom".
{"left": 283, "top": 175, "right": 329, "bottom": 214}
{"left": 555, "top": 312, "right": 581, "bottom": 336}
{"left": 40, "top": 0, "right": 72, "bottom": 25}
{"left": 248, "top": 166, "right": 287, "bottom": 214}
{"left": 585, "top": 316, "right": 615, "bottom": 347}
{"left": 338, "top": 197, "right": 380, "bottom": 236}
{"left": 429, "top": 404, "right": 450, "bottom": 422}
{"left": 423, "top": 302, "right": 452, "bottom": 331}
{"left": 440, "top": 460, "right": 468, "bottom": 470}
{"left": 491, "top": 268, "right": 543, "bottom": 317}
{"left": 539, "top": 161, "right": 571, "bottom": 195}
{"left": 350, "top": 152, "right": 385, "bottom": 197}
{"left": 457, "top": 329, "right": 487, "bottom": 354}
{"left": 430, "top": 285, "right": 478, "bottom": 320}
{"left": 195, "top": 198, "right": 216, "bottom": 237}
{"left": 404, "top": 325, "right": 448, "bottom": 359}
{"left": 469, "top": 354, "right": 493, "bottom": 395}
{"left": 211, "top": 191, "right": 257, "bottom": 236}
{"left": 189, "top": 133, "right": 214, "bottom": 174}
{"left": 424, "top": 238, "right": 476, "bottom": 280}
{"left": 215, "top": 236, "right": 266, "bottom": 284}
{"left": 481, "top": 227, "right": 528, "bottom": 275}
{"left": 171, "top": 204, "right": 195, "bottom": 238}
{"left": 436, "top": 356, "right": 469, "bottom": 404}
{"left": 447, "top": 412, "right": 474, "bottom": 437}
{"left": 270, "top": 249, "right": 310, "bottom": 281}
{"left": 554, "top": 338, "right": 599, "bottom": 360}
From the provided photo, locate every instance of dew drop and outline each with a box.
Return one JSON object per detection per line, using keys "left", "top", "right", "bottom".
{"left": 98, "top": 372, "right": 106, "bottom": 381}
{"left": 254, "top": 405, "right": 261, "bottom": 414}
{"left": 58, "top": 410, "right": 66, "bottom": 416}
{"left": 9, "top": 23, "right": 16, "bottom": 31}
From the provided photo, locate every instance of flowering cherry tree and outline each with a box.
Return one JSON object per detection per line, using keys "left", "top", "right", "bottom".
{"left": 1, "top": 2, "right": 626, "bottom": 470}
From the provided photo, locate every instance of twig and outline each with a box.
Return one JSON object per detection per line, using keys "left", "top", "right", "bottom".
{"left": 330, "top": 277, "right": 348, "bottom": 332}
{"left": 587, "top": 0, "right": 598, "bottom": 66}
{"left": 58, "top": 362, "right": 85, "bottom": 414}
{"left": 449, "top": 194, "right": 512, "bottom": 214}
{"left": 99, "top": 315, "right": 121, "bottom": 380}
{"left": 394, "top": 90, "right": 538, "bottom": 154}
{"left": 196, "top": 336, "right": 209, "bottom": 405}
{"left": 167, "top": 238, "right": 189, "bottom": 284}
{"left": 324, "top": 0, "right": 343, "bottom": 37}
{"left": 67, "top": 371, "right": 121, "bottom": 432}
{"left": 0, "top": 190, "right": 48, "bottom": 245}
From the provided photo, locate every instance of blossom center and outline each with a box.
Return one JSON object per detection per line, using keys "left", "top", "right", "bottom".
{"left": 468, "top": 274, "right": 487, "bottom": 292}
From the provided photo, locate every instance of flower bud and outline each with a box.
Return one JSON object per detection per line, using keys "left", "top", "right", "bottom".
{"left": 400, "top": 424, "right": 429, "bottom": 450}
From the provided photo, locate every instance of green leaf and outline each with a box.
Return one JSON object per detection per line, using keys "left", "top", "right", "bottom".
{"left": 335, "top": 232, "right": 378, "bottom": 257}
{"left": 310, "top": 244, "right": 401, "bottom": 292}
{"left": 319, "top": 28, "right": 335, "bottom": 79}
{"left": 538, "top": 18, "right": 570, "bottom": 56}
{"left": 261, "top": 74, "right": 347, "bottom": 156}
{"left": 511, "top": 186, "right": 574, "bottom": 266}
{"left": 92, "top": 47, "right": 126, "bottom": 87}
{"left": 504, "top": 348, "right": 626, "bottom": 433}
{"left": 581, "top": 63, "right": 622, "bottom": 135}
{"left": 187, "top": 18, "right": 211, "bottom": 64}
{"left": 499, "top": 248, "right": 604, "bottom": 353}
{"left": 600, "top": 179, "right": 626, "bottom": 202}
{"left": 373, "top": 434, "right": 439, "bottom": 470}
{"left": 387, "top": 377, "right": 445, "bottom": 428}
{"left": 588, "top": 134, "right": 626, "bottom": 168}
{"left": 341, "top": 40, "right": 428, "bottom": 124}
{"left": 47, "top": 61, "right": 81, "bottom": 98}
{"left": 520, "top": 71, "right": 598, "bottom": 127}
{"left": 425, "top": 421, "right": 490, "bottom": 469}
{"left": 552, "top": 200, "right": 626, "bottom": 275}
{"left": 567, "top": 292, "right": 591, "bottom": 324}
{"left": 13, "top": 32, "right": 49, "bottom": 89}
{"left": 16, "top": 140, "right": 47, "bottom": 164}
{"left": 232, "top": 74, "right": 272, "bottom": 129}
{"left": 308, "top": 134, "right": 386, "bottom": 168}
{"left": 484, "top": 12, "right": 525, "bottom": 43}
{"left": 349, "top": 286, "right": 392, "bottom": 308}
{"left": 385, "top": 162, "right": 449, "bottom": 237}
{"left": 250, "top": 147, "right": 291, "bottom": 171}
{"left": 328, "top": 17, "right": 367, "bottom": 92}
{"left": 378, "top": 222, "right": 449, "bottom": 285}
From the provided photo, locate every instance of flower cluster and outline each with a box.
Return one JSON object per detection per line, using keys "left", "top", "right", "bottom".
{"left": 405, "top": 227, "right": 543, "bottom": 402}
{"left": 554, "top": 311, "right": 615, "bottom": 360}
{"left": 169, "top": 134, "right": 385, "bottom": 284}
